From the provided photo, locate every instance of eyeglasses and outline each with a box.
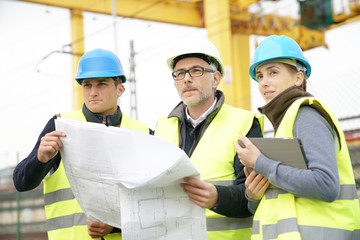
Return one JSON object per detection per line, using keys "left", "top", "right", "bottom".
{"left": 172, "top": 66, "right": 216, "bottom": 81}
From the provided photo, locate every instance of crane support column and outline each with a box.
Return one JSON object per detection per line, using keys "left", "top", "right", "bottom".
{"left": 232, "top": 33, "right": 251, "bottom": 110}
{"left": 203, "top": 0, "right": 251, "bottom": 110}
{"left": 70, "top": 9, "right": 85, "bottom": 110}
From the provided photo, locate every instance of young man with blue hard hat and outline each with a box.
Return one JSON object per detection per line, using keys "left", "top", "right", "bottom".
{"left": 13, "top": 49, "right": 150, "bottom": 240}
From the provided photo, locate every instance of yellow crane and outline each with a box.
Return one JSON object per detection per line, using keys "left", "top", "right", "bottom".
{"left": 19, "top": 0, "right": 360, "bottom": 110}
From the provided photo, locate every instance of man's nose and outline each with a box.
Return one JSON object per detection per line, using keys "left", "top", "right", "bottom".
{"left": 89, "top": 86, "right": 98, "bottom": 96}
{"left": 183, "top": 71, "right": 193, "bottom": 83}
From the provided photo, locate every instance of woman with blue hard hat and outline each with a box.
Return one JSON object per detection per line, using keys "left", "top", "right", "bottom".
{"left": 13, "top": 48, "right": 150, "bottom": 240}
{"left": 235, "top": 35, "right": 360, "bottom": 240}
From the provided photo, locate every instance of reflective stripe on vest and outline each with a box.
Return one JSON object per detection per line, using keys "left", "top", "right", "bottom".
{"left": 155, "top": 104, "right": 264, "bottom": 239}
{"left": 252, "top": 97, "right": 360, "bottom": 240}
{"left": 44, "top": 188, "right": 74, "bottom": 205}
{"left": 207, "top": 216, "right": 253, "bottom": 231}
{"left": 253, "top": 219, "right": 360, "bottom": 240}
{"left": 264, "top": 184, "right": 358, "bottom": 200}
{"left": 207, "top": 180, "right": 253, "bottom": 232}
{"left": 44, "top": 110, "right": 148, "bottom": 239}
{"left": 207, "top": 180, "right": 233, "bottom": 186}
{"left": 47, "top": 212, "right": 87, "bottom": 231}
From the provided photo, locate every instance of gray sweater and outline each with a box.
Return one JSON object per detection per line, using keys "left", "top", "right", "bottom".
{"left": 248, "top": 106, "right": 340, "bottom": 213}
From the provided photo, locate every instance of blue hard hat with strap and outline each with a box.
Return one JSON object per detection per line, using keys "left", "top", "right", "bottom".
{"left": 75, "top": 48, "right": 126, "bottom": 85}
{"left": 249, "top": 35, "right": 311, "bottom": 81}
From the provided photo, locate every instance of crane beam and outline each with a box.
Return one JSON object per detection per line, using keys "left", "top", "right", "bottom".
{"left": 19, "top": 0, "right": 204, "bottom": 27}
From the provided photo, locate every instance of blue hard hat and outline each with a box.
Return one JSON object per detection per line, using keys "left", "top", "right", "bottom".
{"left": 75, "top": 49, "right": 126, "bottom": 85}
{"left": 249, "top": 35, "right": 311, "bottom": 81}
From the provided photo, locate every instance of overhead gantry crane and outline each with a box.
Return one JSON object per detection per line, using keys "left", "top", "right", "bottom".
{"left": 19, "top": 0, "right": 360, "bottom": 110}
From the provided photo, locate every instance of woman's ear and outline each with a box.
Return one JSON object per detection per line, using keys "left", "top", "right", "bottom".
{"left": 295, "top": 71, "right": 305, "bottom": 87}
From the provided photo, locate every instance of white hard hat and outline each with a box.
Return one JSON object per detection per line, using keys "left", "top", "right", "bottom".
{"left": 167, "top": 38, "right": 225, "bottom": 77}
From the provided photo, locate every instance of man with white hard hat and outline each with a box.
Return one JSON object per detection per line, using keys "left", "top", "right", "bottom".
{"left": 155, "top": 38, "right": 264, "bottom": 239}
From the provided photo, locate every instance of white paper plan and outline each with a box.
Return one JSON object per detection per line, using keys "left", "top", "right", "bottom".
{"left": 55, "top": 118, "right": 207, "bottom": 240}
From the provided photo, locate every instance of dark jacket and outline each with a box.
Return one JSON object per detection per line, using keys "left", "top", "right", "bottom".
{"left": 161, "top": 90, "right": 263, "bottom": 217}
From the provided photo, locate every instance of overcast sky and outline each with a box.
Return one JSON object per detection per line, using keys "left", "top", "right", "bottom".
{"left": 1, "top": 0, "right": 359, "bottom": 169}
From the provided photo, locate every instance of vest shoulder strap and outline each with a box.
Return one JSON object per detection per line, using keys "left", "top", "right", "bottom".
{"left": 59, "top": 110, "right": 86, "bottom": 121}
{"left": 121, "top": 114, "right": 149, "bottom": 134}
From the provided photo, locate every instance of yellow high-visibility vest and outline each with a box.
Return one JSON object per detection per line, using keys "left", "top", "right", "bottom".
{"left": 252, "top": 97, "right": 360, "bottom": 240}
{"left": 155, "top": 104, "right": 264, "bottom": 240}
{"left": 43, "top": 110, "right": 149, "bottom": 240}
